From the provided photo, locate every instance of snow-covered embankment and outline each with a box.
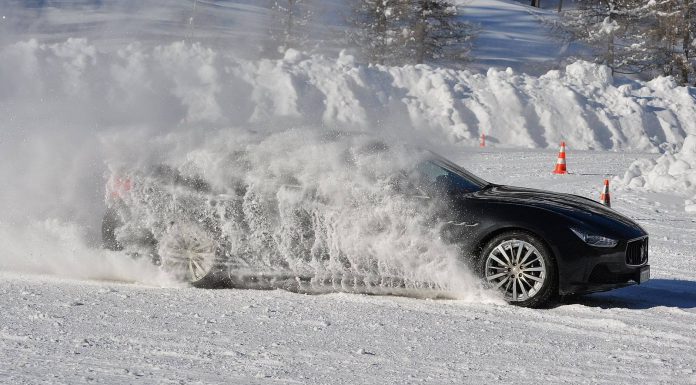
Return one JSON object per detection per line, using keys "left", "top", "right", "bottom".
{"left": 622, "top": 134, "right": 696, "bottom": 212}
{"left": 1, "top": 39, "right": 693, "bottom": 152}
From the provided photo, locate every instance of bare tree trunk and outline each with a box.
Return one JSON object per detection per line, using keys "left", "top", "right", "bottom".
{"left": 607, "top": 5, "right": 616, "bottom": 75}
{"left": 414, "top": 4, "right": 426, "bottom": 64}
{"left": 557, "top": 0, "right": 563, "bottom": 12}
{"left": 684, "top": 0, "right": 693, "bottom": 84}
{"left": 608, "top": 31, "right": 615, "bottom": 75}
{"left": 377, "top": 7, "right": 388, "bottom": 65}
{"left": 287, "top": 0, "right": 296, "bottom": 48}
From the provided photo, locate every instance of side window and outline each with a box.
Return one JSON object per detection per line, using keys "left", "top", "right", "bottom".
{"left": 416, "top": 161, "right": 480, "bottom": 194}
{"left": 416, "top": 161, "right": 450, "bottom": 185}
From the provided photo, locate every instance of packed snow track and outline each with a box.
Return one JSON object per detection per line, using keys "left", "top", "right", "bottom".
{"left": 2, "top": 150, "right": 695, "bottom": 385}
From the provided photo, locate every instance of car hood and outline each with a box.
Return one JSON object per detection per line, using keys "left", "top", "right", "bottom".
{"left": 473, "top": 184, "right": 646, "bottom": 235}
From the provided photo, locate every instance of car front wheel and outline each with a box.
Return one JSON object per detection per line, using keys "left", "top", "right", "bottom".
{"left": 479, "top": 231, "right": 557, "bottom": 308}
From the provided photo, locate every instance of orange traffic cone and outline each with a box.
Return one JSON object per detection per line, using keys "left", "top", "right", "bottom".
{"left": 480, "top": 134, "right": 486, "bottom": 148}
{"left": 600, "top": 179, "right": 611, "bottom": 207}
{"left": 553, "top": 141, "right": 567, "bottom": 174}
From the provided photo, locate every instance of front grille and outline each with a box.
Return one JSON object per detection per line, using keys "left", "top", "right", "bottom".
{"left": 626, "top": 237, "right": 648, "bottom": 266}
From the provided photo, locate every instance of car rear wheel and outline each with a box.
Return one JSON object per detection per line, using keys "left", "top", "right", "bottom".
{"left": 102, "top": 208, "right": 123, "bottom": 251}
{"left": 479, "top": 231, "right": 557, "bottom": 308}
{"left": 157, "top": 223, "right": 221, "bottom": 287}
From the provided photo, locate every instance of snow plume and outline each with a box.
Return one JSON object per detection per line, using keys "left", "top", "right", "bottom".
{"left": 0, "top": 39, "right": 496, "bottom": 301}
{"left": 105, "top": 128, "right": 497, "bottom": 301}
{"left": 0, "top": 219, "right": 173, "bottom": 285}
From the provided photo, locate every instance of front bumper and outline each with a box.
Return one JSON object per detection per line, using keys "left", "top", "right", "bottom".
{"left": 558, "top": 236, "right": 649, "bottom": 296}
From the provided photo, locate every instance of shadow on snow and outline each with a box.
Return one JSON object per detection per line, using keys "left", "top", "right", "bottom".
{"left": 563, "top": 279, "right": 696, "bottom": 310}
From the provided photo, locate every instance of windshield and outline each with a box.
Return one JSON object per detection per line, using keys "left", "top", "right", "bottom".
{"left": 415, "top": 155, "right": 489, "bottom": 194}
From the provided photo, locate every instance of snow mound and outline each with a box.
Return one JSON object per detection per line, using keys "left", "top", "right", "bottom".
{"left": 621, "top": 135, "right": 696, "bottom": 212}
{"left": 2, "top": 39, "right": 693, "bottom": 151}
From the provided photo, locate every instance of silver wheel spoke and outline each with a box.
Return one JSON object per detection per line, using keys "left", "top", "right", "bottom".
{"left": 522, "top": 267, "right": 544, "bottom": 272}
{"left": 519, "top": 248, "right": 534, "bottom": 266}
{"left": 522, "top": 259, "right": 538, "bottom": 267}
{"left": 489, "top": 253, "right": 509, "bottom": 268}
{"left": 159, "top": 224, "right": 217, "bottom": 283}
{"left": 496, "top": 245, "right": 512, "bottom": 266}
{"left": 189, "top": 258, "right": 196, "bottom": 278}
{"left": 515, "top": 242, "right": 523, "bottom": 264}
{"left": 518, "top": 277, "right": 529, "bottom": 298}
{"left": 519, "top": 275, "right": 533, "bottom": 291}
{"left": 486, "top": 272, "right": 507, "bottom": 281}
{"left": 522, "top": 273, "right": 543, "bottom": 283}
{"left": 495, "top": 276, "right": 510, "bottom": 289}
{"left": 191, "top": 259, "right": 204, "bottom": 278}
{"left": 485, "top": 239, "right": 547, "bottom": 303}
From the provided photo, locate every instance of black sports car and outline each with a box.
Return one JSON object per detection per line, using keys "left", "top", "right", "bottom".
{"left": 103, "top": 152, "right": 649, "bottom": 308}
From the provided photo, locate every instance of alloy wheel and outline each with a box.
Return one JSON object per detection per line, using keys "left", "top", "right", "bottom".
{"left": 158, "top": 223, "right": 217, "bottom": 283}
{"left": 484, "top": 239, "right": 547, "bottom": 302}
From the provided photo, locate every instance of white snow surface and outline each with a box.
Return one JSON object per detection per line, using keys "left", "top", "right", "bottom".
{"left": 457, "top": 0, "right": 582, "bottom": 75}
{"left": 1, "top": 2, "right": 696, "bottom": 383}
{"left": 3, "top": 149, "right": 696, "bottom": 385}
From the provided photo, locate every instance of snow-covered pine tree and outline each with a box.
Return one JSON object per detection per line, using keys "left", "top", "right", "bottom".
{"left": 562, "top": 0, "right": 696, "bottom": 84}
{"left": 562, "top": 0, "right": 661, "bottom": 75}
{"left": 650, "top": 0, "right": 696, "bottom": 84}
{"left": 347, "top": 0, "right": 411, "bottom": 65}
{"left": 405, "top": 0, "right": 475, "bottom": 67}
{"left": 348, "top": 0, "right": 474, "bottom": 67}
{"left": 267, "top": 0, "right": 313, "bottom": 56}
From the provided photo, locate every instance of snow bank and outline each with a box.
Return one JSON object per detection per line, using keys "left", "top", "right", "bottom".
{"left": 235, "top": 50, "right": 693, "bottom": 150}
{"left": 621, "top": 135, "right": 696, "bottom": 212}
{"left": 1, "top": 39, "right": 692, "bottom": 152}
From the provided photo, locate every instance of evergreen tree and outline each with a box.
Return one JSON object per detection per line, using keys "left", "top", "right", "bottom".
{"left": 348, "top": 0, "right": 475, "bottom": 67}
{"left": 267, "top": 0, "right": 313, "bottom": 55}
{"left": 406, "top": 0, "right": 475, "bottom": 65}
{"left": 562, "top": 0, "right": 660, "bottom": 75}
{"left": 561, "top": 0, "right": 696, "bottom": 84}
{"left": 347, "top": 0, "right": 411, "bottom": 65}
{"left": 651, "top": 0, "right": 696, "bottom": 84}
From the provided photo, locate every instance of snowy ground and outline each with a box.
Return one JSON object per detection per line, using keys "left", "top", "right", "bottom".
{"left": 2, "top": 2, "right": 695, "bottom": 384}
{"left": 458, "top": 0, "right": 581, "bottom": 75}
{"left": 2, "top": 149, "right": 696, "bottom": 385}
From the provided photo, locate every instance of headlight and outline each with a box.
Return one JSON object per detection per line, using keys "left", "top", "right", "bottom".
{"left": 570, "top": 228, "right": 618, "bottom": 248}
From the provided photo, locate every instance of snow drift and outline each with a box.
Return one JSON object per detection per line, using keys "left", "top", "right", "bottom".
{"left": 1, "top": 39, "right": 693, "bottom": 152}
{"left": 621, "top": 134, "right": 696, "bottom": 213}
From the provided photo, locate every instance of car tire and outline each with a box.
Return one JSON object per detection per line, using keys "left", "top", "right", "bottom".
{"left": 478, "top": 230, "right": 558, "bottom": 308}
{"left": 157, "top": 222, "right": 223, "bottom": 288}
